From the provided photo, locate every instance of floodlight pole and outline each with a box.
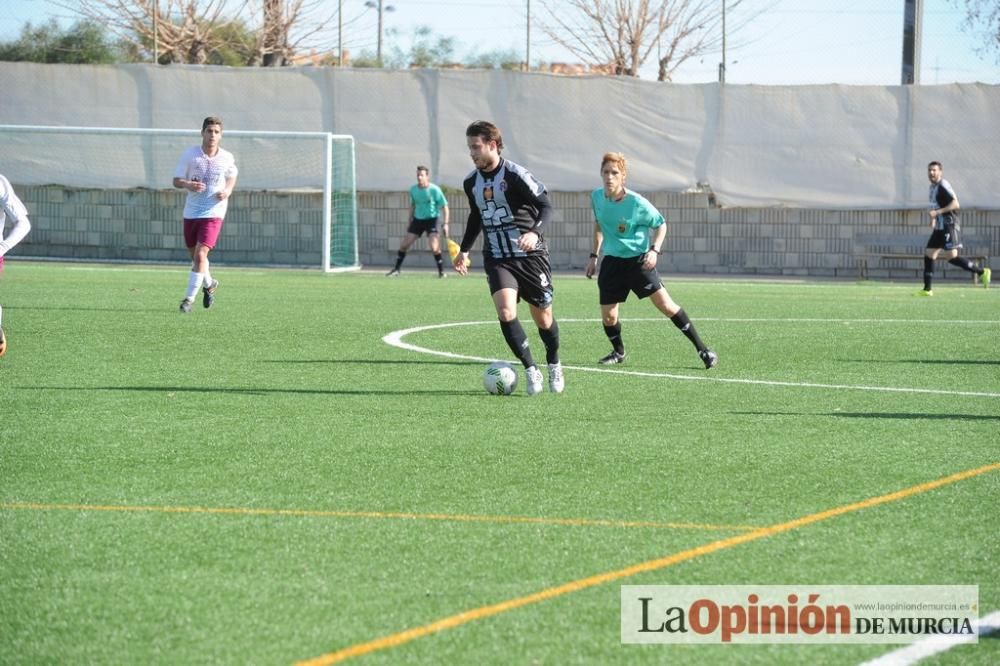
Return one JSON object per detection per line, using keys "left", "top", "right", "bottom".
{"left": 153, "top": 1, "right": 159, "bottom": 64}
{"left": 338, "top": 0, "right": 343, "bottom": 66}
{"left": 901, "top": 0, "right": 923, "bottom": 84}
{"left": 525, "top": 0, "right": 531, "bottom": 71}
{"left": 718, "top": 0, "right": 726, "bottom": 83}
{"left": 377, "top": 0, "right": 384, "bottom": 65}
{"left": 365, "top": 0, "right": 396, "bottom": 67}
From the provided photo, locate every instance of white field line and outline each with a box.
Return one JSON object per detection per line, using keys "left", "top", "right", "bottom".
{"left": 859, "top": 609, "right": 1000, "bottom": 665}
{"left": 382, "top": 319, "right": 1000, "bottom": 399}
{"left": 698, "top": 318, "right": 999, "bottom": 325}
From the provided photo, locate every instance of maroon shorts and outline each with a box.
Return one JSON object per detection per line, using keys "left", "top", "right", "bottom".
{"left": 183, "top": 217, "right": 224, "bottom": 249}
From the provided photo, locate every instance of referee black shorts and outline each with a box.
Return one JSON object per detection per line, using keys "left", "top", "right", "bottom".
{"left": 597, "top": 254, "right": 663, "bottom": 305}
{"left": 406, "top": 217, "right": 440, "bottom": 237}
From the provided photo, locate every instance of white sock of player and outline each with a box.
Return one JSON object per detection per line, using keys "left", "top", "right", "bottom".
{"left": 0, "top": 303, "right": 3, "bottom": 326}
{"left": 203, "top": 264, "right": 213, "bottom": 288}
{"left": 185, "top": 272, "right": 204, "bottom": 301}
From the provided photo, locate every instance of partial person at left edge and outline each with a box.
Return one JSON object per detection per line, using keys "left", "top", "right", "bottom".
{"left": 0, "top": 173, "right": 33, "bottom": 357}
{"left": 173, "top": 116, "right": 239, "bottom": 313}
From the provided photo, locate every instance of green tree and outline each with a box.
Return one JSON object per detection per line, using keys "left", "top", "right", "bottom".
{"left": 0, "top": 19, "right": 121, "bottom": 64}
{"left": 464, "top": 48, "right": 523, "bottom": 70}
{"left": 383, "top": 25, "right": 457, "bottom": 68}
{"left": 207, "top": 20, "right": 257, "bottom": 66}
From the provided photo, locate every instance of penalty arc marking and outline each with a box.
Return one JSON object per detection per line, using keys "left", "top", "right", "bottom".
{"left": 382, "top": 318, "right": 1000, "bottom": 399}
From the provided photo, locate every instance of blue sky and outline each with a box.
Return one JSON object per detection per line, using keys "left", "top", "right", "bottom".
{"left": 1, "top": 0, "right": 996, "bottom": 84}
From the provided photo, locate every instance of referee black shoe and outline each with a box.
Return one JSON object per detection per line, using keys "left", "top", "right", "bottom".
{"left": 598, "top": 350, "right": 627, "bottom": 365}
{"left": 699, "top": 349, "right": 719, "bottom": 369}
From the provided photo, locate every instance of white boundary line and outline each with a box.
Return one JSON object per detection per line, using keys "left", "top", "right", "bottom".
{"left": 699, "top": 318, "right": 999, "bottom": 325}
{"left": 382, "top": 319, "right": 1000, "bottom": 399}
{"left": 859, "top": 610, "right": 1000, "bottom": 665}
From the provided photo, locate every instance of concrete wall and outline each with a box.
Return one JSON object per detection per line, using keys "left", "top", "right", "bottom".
{"left": 11, "top": 185, "right": 999, "bottom": 280}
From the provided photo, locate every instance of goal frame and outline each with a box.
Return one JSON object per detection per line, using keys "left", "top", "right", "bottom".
{"left": 0, "top": 124, "right": 359, "bottom": 272}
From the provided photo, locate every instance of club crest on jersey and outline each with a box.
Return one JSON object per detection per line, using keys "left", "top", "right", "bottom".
{"left": 618, "top": 220, "right": 627, "bottom": 233}
{"left": 499, "top": 180, "right": 508, "bottom": 192}
{"left": 484, "top": 185, "right": 494, "bottom": 201}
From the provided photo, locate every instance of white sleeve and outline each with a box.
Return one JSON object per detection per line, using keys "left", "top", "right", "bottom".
{"left": 225, "top": 150, "right": 238, "bottom": 178}
{"left": 173, "top": 147, "right": 194, "bottom": 180}
{"left": 0, "top": 175, "right": 31, "bottom": 256}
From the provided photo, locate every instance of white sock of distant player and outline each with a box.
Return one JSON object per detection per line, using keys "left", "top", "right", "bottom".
{"left": 0, "top": 303, "right": 3, "bottom": 326}
{"left": 185, "top": 272, "right": 204, "bottom": 301}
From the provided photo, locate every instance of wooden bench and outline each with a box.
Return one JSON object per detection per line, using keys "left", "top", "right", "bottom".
{"left": 855, "top": 232, "right": 990, "bottom": 283}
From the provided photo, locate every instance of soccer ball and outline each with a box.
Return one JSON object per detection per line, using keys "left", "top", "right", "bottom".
{"left": 483, "top": 361, "right": 518, "bottom": 395}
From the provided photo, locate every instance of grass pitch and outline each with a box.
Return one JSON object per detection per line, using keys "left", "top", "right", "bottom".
{"left": 1, "top": 261, "right": 997, "bottom": 665}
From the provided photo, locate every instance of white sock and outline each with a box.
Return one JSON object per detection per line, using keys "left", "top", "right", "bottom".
{"left": 203, "top": 265, "right": 213, "bottom": 288}
{"left": 0, "top": 303, "right": 3, "bottom": 326}
{"left": 185, "top": 272, "right": 204, "bottom": 301}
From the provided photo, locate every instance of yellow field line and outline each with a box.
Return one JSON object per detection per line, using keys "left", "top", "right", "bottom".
{"left": 0, "top": 502, "right": 758, "bottom": 532}
{"left": 296, "top": 461, "right": 1000, "bottom": 666}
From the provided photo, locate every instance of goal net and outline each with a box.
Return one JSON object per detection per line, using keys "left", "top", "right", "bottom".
{"left": 0, "top": 125, "right": 359, "bottom": 272}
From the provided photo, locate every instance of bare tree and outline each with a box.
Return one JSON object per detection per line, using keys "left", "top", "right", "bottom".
{"left": 52, "top": 0, "right": 344, "bottom": 66}
{"left": 950, "top": 0, "right": 1000, "bottom": 62}
{"left": 538, "top": 0, "right": 766, "bottom": 81}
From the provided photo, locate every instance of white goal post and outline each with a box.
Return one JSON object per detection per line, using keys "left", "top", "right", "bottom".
{"left": 0, "top": 124, "right": 359, "bottom": 272}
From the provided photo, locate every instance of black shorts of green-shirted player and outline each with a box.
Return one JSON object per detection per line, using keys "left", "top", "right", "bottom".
{"left": 454, "top": 120, "right": 564, "bottom": 395}
{"left": 586, "top": 152, "right": 717, "bottom": 369}
{"left": 919, "top": 161, "right": 990, "bottom": 295}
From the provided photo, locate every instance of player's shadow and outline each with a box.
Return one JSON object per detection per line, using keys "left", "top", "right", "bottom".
{"left": 839, "top": 358, "right": 1000, "bottom": 366}
{"left": 731, "top": 411, "right": 1000, "bottom": 422}
{"left": 262, "top": 359, "right": 481, "bottom": 367}
{"left": 18, "top": 385, "right": 481, "bottom": 397}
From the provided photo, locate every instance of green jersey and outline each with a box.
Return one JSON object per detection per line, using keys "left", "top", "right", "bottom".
{"left": 590, "top": 188, "right": 664, "bottom": 258}
{"left": 410, "top": 183, "right": 448, "bottom": 220}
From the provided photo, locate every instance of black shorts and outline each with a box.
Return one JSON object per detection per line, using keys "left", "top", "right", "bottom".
{"left": 407, "top": 217, "right": 440, "bottom": 237}
{"left": 484, "top": 254, "right": 554, "bottom": 309}
{"left": 597, "top": 254, "right": 663, "bottom": 305}
{"left": 926, "top": 224, "right": 962, "bottom": 251}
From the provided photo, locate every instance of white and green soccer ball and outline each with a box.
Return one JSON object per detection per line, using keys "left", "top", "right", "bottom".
{"left": 483, "top": 361, "right": 518, "bottom": 395}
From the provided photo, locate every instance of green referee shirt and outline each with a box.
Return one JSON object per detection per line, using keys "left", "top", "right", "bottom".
{"left": 590, "top": 188, "right": 664, "bottom": 258}
{"left": 410, "top": 183, "right": 448, "bottom": 220}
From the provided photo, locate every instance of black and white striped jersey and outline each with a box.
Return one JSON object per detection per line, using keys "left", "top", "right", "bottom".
{"left": 460, "top": 158, "right": 553, "bottom": 260}
{"left": 929, "top": 178, "right": 959, "bottom": 229}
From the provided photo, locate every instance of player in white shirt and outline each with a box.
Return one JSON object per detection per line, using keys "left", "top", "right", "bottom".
{"left": 173, "top": 116, "right": 238, "bottom": 313}
{"left": 0, "top": 174, "right": 32, "bottom": 357}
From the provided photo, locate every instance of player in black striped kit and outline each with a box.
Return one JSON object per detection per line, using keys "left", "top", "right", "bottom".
{"left": 918, "top": 161, "right": 990, "bottom": 295}
{"left": 453, "top": 121, "right": 564, "bottom": 395}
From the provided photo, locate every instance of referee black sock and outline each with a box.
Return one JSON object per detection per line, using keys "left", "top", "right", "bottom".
{"left": 499, "top": 318, "right": 536, "bottom": 369}
{"left": 923, "top": 257, "right": 934, "bottom": 291}
{"left": 433, "top": 252, "right": 444, "bottom": 275}
{"left": 670, "top": 309, "right": 707, "bottom": 353}
{"left": 537, "top": 320, "right": 560, "bottom": 365}
{"left": 948, "top": 256, "right": 982, "bottom": 274}
{"left": 603, "top": 323, "right": 625, "bottom": 354}
{"left": 394, "top": 251, "right": 406, "bottom": 271}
